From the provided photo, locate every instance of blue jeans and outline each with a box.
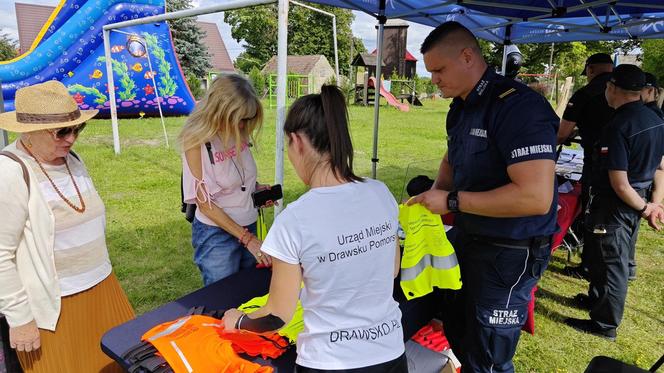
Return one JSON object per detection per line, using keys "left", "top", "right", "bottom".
{"left": 191, "top": 218, "right": 257, "bottom": 286}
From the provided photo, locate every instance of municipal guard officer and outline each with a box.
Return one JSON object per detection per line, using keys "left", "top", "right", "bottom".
{"left": 557, "top": 53, "right": 614, "bottom": 279}
{"left": 410, "top": 22, "right": 559, "bottom": 373}
{"left": 565, "top": 64, "right": 664, "bottom": 341}
{"left": 642, "top": 72, "right": 664, "bottom": 120}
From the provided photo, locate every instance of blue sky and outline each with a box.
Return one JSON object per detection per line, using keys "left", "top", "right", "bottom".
{"left": 0, "top": 0, "right": 434, "bottom": 76}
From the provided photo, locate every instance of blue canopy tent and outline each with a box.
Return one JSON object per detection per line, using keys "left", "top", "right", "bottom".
{"left": 64, "top": 0, "right": 664, "bottom": 214}
{"left": 309, "top": 0, "right": 664, "bottom": 43}
{"left": 300, "top": 0, "right": 664, "bottom": 180}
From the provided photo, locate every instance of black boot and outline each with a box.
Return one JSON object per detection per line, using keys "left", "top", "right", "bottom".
{"left": 564, "top": 318, "right": 616, "bottom": 342}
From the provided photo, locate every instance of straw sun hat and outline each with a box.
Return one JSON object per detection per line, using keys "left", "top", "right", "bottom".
{"left": 0, "top": 80, "right": 98, "bottom": 133}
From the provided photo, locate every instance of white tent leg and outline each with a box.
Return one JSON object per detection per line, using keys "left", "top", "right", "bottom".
{"left": 144, "top": 37, "right": 169, "bottom": 148}
{"left": 103, "top": 29, "right": 121, "bottom": 155}
{"left": 371, "top": 10, "right": 386, "bottom": 179}
{"left": 332, "top": 16, "right": 339, "bottom": 83}
{"left": 290, "top": 1, "right": 339, "bottom": 84}
{"left": 0, "top": 90, "right": 6, "bottom": 148}
{"left": 501, "top": 44, "right": 508, "bottom": 76}
{"left": 274, "top": 0, "right": 288, "bottom": 216}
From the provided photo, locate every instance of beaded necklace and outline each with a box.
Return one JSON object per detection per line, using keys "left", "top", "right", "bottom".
{"left": 20, "top": 140, "right": 86, "bottom": 213}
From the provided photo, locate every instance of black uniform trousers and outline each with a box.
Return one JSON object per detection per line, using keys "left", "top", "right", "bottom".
{"left": 584, "top": 192, "right": 644, "bottom": 331}
{"left": 439, "top": 231, "right": 551, "bottom": 373}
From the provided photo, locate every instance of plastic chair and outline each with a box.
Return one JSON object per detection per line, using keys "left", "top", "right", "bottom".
{"left": 584, "top": 354, "right": 664, "bottom": 373}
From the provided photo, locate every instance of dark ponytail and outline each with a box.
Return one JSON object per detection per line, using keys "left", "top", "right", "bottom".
{"left": 284, "top": 85, "right": 362, "bottom": 182}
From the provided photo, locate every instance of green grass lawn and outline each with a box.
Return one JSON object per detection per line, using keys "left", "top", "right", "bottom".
{"left": 23, "top": 98, "right": 662, "bottom": 371}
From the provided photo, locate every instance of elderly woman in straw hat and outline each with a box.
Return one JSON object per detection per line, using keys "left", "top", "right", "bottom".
{"left": 0, "top": 81, "right": 134, "bottom": 372}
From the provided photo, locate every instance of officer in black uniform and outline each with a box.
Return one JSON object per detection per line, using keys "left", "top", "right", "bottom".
{"left": 643, "top": 72, "right": 664, "bottom": 120}
{"left": 565, "top": 64, "right": 664, "bottom": 341}
{"left": 557, "top": 53, "right": 614, "bottom": 279}
{"left": 411, "top": 22, "right": 558, "bottom": 373}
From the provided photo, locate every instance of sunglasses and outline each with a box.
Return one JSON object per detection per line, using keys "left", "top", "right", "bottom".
{"left": 52, "top": 123, "right": 87, "bottom": 139}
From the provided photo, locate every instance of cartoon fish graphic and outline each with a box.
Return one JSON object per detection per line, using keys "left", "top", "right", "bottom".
{"left": 67, "top": 71, "right": 74, "bottom": 77}
{"left": 143, "top": 84, "right": 155, "bottom": 95}
{"left": 131, "top": 63, "right": 143, "bottom": 72}
{"left": 89, "top": 69, "right": 103, "bottom": 79}
{"left": 144, "top": 71, "right": 157, "bottom": 79}
{"left": 111, "top": 45, "right": 125, "bottom": 53}
{"left": 72, "top": 92, "right": 85, "bottom": 104}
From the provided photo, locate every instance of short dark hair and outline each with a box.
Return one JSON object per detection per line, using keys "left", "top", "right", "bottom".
{"left": 284, "top": 85, "right": 362, "bottom": 183}
{"left": 420, "top": 21, "right": 480, "bottom": 54}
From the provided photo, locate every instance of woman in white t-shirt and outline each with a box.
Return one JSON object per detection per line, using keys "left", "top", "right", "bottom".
{"left": 179, "top": 74, "right": 272, "bottom": 286}
{"left": 223, "top": 85, "right": 407, "bottom": 372}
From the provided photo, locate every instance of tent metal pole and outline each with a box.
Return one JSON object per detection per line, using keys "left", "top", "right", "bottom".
{"left": 290, "top": 1, "right": 339, "bottom": 84}
{"left": 0, "top": 85, "right": 6, "bottom": 149}
{"left": 500, "top": 25, "right": 512, "bottom": 76}
{"left": 371, "top": 0, "right": 386, "bottom": 180}
{"left": 101, "top": 0, "right": 276, "bottom": 155}
{"left": 501, "top": 45, "right": 508, "bottom": 76}
{"left": 103, "top": 29, "right": 121, "bottom": 155}
{"left": 274, "top": 0, "right": 288, "bottom": 216}
{"left": 102, "top": 0, "right": 276, "bottom": 31}
{"left": 332, "top": 16, "right": 339, "bottom": 84}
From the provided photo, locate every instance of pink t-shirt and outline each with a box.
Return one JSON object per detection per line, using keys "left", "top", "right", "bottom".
{"left": 182, "top": 137, "right": 258, "bottom": 227}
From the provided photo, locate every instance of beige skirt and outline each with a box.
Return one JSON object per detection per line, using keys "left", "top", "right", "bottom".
{"left": 17, "top": 273, "right": 135, "bottom": 373}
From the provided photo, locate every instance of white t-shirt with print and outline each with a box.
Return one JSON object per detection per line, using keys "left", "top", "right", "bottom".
{"left": 261, "top": 179, "right": 404, "bottom": 369}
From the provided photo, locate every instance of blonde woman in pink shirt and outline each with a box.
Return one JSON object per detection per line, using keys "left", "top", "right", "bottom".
{"left": 179, "top": 74, "right": 271, "bottom": 285}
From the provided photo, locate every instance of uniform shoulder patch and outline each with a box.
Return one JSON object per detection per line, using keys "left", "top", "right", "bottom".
{"left": 498, "top": 87, "right": 517, "bottom": 99}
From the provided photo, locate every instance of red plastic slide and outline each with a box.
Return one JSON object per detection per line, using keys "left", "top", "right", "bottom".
{"left": 368, "top": 77, "right": 410, "bottom": 112}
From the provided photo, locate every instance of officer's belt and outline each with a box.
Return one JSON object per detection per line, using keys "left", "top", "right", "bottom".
{"left": 469, "top": 235, "right": 551, "bottom": 250}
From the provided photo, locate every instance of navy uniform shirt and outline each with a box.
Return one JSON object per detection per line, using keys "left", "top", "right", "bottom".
{"left": 562, "top": 72, "right": 614, "bottom": 157}
{"left": 645, "top": 101, "right": 664, "bottom": 120}
{"left": 447, "top": 68, "right": 559, "bottom": 240}
{"left": 592, "top": 100, "right": 664, "bottom": 194}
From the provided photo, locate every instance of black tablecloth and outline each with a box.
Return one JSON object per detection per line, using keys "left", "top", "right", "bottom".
{"left": 101, "top": 267, "right": 437, "bottom": 372}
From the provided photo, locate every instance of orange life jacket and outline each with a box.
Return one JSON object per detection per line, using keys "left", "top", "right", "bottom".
{"left": 218, "top": 329, "right": 289, "bottom": 360}
{"left": 142, "top": 315, "right": 281, "bottom": 373}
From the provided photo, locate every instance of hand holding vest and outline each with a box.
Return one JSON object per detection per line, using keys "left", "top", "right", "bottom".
{"left": 398, "top": 203, "right": 462, "bottom": 300}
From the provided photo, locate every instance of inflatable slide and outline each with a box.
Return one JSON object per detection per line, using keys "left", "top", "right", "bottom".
{"left": 1, "top": 0, "right": 195, "bottom": 118}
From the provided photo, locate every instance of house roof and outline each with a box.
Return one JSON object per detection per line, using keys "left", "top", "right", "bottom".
{"left": 15, "top": 2, "right": 56, "bottom": 54}
{"left": 369, "top": 49, "right": 418, "bottom": 62}
{"left": 351, "top": 53, "right": 386, "bottom": 67}
{"left": 197, "top": 21, "right": 234, "bottom": 73}
{"left": 262, "top": 55, "right": 329, "bottom": 75}
{"left": 14, "top": 3, "right": 233, "bottom": 72}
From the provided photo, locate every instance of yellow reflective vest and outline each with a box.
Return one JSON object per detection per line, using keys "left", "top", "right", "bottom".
{"left": 238, "top": 293, "right": 304, "bottom": 343}
{"left": 399, "top": 203, "right": 462, "bottom": 300}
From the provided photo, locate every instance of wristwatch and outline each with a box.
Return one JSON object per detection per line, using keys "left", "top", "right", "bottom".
{"left": 447, "top": 191, "right": 460, "bottom": 213}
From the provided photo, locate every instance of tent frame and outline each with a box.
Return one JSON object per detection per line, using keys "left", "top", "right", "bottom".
{"left": 102, "top": 0, "right": 279, "bottom": 155}
{"left": 98, "top": 0, "right": 664, "bottom": 217}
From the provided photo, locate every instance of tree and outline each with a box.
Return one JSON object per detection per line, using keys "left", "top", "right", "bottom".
{"left": 0, "top": 33, "right": 18, "bottom": 61}
{"left": 224, "top": 4, "right": 362, "bottom": 75}
{"left": 479, "top": 40, "right": 639, "bottom": 91}
{"left": 642, "top": 39, "right": 664, "bottom": 84}
{"left": 166, "top": 0, "right": 211, "bottom": 78}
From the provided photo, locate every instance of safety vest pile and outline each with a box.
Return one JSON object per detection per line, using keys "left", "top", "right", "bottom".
{"left": 399, "top": 203, "right": 462, "bottom": 300}
{"left": 141, "top": 315, "right": 288, "bottom": 373}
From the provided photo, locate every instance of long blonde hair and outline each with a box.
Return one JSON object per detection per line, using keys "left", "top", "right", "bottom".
{"left": 178, "top": 74, "right": 263, "bottom": 153}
